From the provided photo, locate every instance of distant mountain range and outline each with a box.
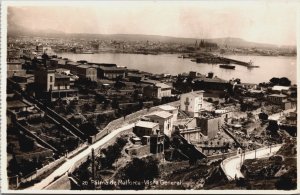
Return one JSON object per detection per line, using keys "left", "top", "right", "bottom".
{"left": 8, "top": 24, "right": 295, "bottom": 49}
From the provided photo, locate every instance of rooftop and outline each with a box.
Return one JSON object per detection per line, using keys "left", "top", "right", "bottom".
{"left": 89, "top": 63, "right": 117, "bottom": 67}
{"left": 145, "top": 111, "right": 173, "bottom": 119}
{"left": 7, "top": 100, "right": 31, "bottom": 109}
{"left": 67, "top": 61, "right": 79, "bottom": 66}
{"left": 135, "top": 121, "right": 159, "bottom": 128}
{"left": 77, "top": 65, "right": 96, "bottom": 69}
{"left": 158, "top": 104, "right": 177, "bottom": 111}
{"left": 155, "top": 82, "right": 172, "bottom": 89}
{"left": 57, "top": 59, "right": 67, "bottom": 65}
{"left": 268, "top": 94, "right": 287, "bottom": 98}
{"left": 182, "top": 90, "right": 205, "bottom": 97}
{"left": 195, "top": 77, "right": 228, "bottom": 83}
{"left": 55, "top": 73, "right": 70, "bottom": 79}
{"left": 272, "top": 85, "right": 290, "bottom": 91}
{"left": 98, "top": 66, "right": 126, "bottom": 71}
{"left": 55, "top": 68, "right": 69, "bottom": 72}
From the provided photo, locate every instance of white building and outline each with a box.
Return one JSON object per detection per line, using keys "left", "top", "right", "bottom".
{"left": 144, "top": 111, "right": 173, "bottom": 137}
{"left": 143, "top": 82, "right": 172, "bottom": 99}
{"left": 180, "top": 91, "right": 204, "bottom": 117}
{"left": 158, "top": 104, "right": 178, "bottom": 122}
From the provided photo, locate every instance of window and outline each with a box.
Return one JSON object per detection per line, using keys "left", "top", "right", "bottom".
{"left": 50, "top": 76, "right": 53, "bottom": 82}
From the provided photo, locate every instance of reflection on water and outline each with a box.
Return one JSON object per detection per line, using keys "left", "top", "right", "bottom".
{"left": 60, "top": 53, "right": 296, "bottom": 84}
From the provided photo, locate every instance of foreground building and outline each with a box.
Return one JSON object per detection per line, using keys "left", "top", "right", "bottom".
{"left": 144, "top": 111, "right": 173, "bottom": 137}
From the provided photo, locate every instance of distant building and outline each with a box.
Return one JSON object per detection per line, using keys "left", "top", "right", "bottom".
{"left": 55, "top": 68, "right": 77, "bottom": 87}
{"left": 97, "top": 66, "right": 126, "bottom": 79}
{"left": 267, "top": 94, "right": 287, "bottom": 105}
{"left": 7, "top": 59, "right": 26, "bottom": 78}
{"left": 143, "top": 83, "right": 172, "bottom": 99}
{"left": 55, "top": 68, "right": 71, "bottom": 75}
{"left": 127, "top": 73, "right": 144, "bottom": 82}
{"left": 271, "top": 85, "right": 291, "bottom": 94}
{"left": 88, "top": 63, "right": 117, "bottom": 68}
{"left": 189, "top": 71, "right": 197, "bottom": 78}
{"left": 57, "top": 59, "right": 67, "bottom": 67}
{"left": 34, "top": 68, "right": 78, "bottom": 101}
{"left": 180, "top": 91, "right": 204, "bottom": 117}
{"left": 64, "top": 61, "right": 80, "bottom": 73}
{"left": 144, "top": 111, "right": 173, "bottom": 136}
{"left": 76, "top": 65, "right": 97, "bottom": 81}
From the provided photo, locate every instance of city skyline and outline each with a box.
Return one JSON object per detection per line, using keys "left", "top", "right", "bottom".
{"left": 7, "top": 1, "right": 298, "bottom": 46}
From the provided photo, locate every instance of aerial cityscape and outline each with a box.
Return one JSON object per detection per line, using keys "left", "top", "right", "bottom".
{"left": 3, "top": 1, "right": 298, "bottom": 192}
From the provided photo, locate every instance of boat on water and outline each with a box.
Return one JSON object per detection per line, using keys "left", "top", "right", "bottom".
{"left": 247, "top": 60, "right": 259, "bottom": 68}
{"left": 219, "top": 64, "right": 235, "bottom": 69}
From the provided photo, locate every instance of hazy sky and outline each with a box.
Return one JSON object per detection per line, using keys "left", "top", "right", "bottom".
{"left": 7, "top": 1, "right": 298, "bottom": 45}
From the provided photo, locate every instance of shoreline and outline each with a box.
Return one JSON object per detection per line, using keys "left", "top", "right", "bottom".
{"left": 55, "top": 51, "right": 297, "bottom": 58}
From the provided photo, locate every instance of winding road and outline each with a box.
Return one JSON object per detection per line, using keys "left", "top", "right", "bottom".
{"left": 221, "top": 145, "right": 282, "bottom": 180}
{"left": 28, "top": 123, "right": 135, "bottom": 190}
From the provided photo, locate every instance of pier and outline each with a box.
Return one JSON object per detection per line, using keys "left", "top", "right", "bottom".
{"left": 195, "top": 55, "right": 259, "bottom": 68}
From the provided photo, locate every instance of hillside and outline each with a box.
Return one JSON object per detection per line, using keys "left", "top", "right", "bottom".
{"left": 7, "top": 24, "right": 295, "bottom": 49}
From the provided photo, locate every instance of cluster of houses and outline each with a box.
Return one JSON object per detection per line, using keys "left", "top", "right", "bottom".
{"left": 7, "top": 44, "right": 298, "bottom": 176}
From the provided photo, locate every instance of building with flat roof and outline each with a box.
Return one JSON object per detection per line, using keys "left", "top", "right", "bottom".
{"left": 97, "top": 66, "right": 126, "bottom": 79}
{"left": 76, "top": 65, "right": 97, "bottom": 81}
{"left": 34, "top": 68, "right": 78, "bottom": 101}
{"left": 158, "top": 104, "right": 178, "bottom": 125}
{"left": 267, "top": 94, "right": 287, "bottom": 105}
{"left": 196, "top": 116, "right": 221, "bottom": 139}
{"left": 134, "top": 121, "right": 160, "bottom": 137}
{"left": 143, "top": 82, "right": 172, "bottom": 99}
{"left": 144, "top": 111, "right": 173, "bottom": 136}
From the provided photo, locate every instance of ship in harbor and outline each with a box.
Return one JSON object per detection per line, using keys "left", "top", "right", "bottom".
{"left": 219, "top": 64, "right": 235, "bottom": 69}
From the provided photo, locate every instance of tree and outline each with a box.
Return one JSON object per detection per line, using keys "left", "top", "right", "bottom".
{"left": 259, "top": 112, "right": 268, "bottom": 121}
{"left": 270, "top": 77, "right": 280, "bottom": 85}
{"left": 266, "top": 120, "right": 279, "bottom": 137}
{"left": 79, "top": 122, "right": 98, "bottom": 136}
{"left": 275, "top": 175, "right": 296, "bottom": 190}
{"left": 98, "top": 137, "right": 127, "bottom": 169}
{"left": 111, "top": 98, "right": 119, "bottom": 109}
{"left": 234, "top": 78, "right": 241, "bottom": 84}
{"left": 119, "top": 157, "right": 159, "bottom": 190}
{"left": 279, "top": 77, "right": 291, "bottom": 86}
{"left": 18, "top": 134, "right": 35, "bottom": 152}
